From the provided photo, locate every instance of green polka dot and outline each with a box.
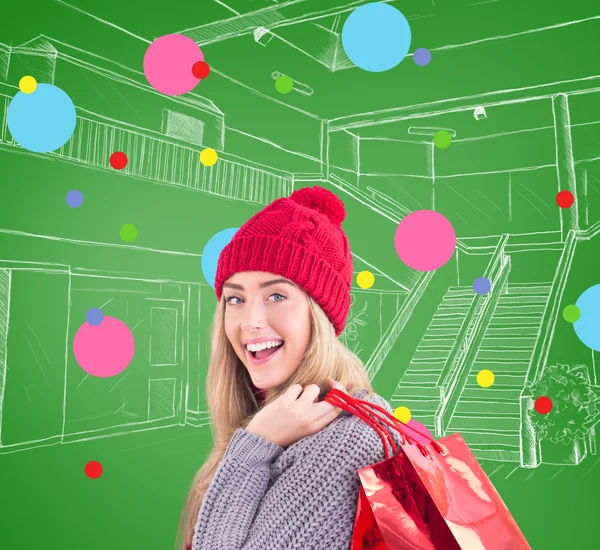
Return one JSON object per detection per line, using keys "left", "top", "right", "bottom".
{"left": 275, "top": 75, "right": 293, "bottom": 95}
{"left": 120, "top": 224, "right": 138, "bottom": 243}
{"left": 434, "top": 130, "right": 452, "bottom": 149}
{"left": 562, "top": 304, "right": 580, "bottom": 323}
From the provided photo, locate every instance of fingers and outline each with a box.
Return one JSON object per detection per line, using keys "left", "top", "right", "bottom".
{"left": 296, "top": 384, "right": 321, "bottom": 406}
{"left": 284, "top": 383, "right": 305, "bottom": 402}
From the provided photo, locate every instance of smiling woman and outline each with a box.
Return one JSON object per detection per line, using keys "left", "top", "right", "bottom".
{"left": 176, "top": 186, "right": 398, "bottom": 550}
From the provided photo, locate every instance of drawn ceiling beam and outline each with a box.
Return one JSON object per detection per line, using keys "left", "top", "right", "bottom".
{"left": 177, "top": 0, "right": 392, "bottom": 46}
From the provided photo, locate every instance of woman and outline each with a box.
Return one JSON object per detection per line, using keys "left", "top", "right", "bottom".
{"left": 176, "top": 185, "right": 402, "bottom": 550}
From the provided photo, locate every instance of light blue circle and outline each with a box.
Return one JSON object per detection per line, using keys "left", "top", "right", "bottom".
{"left": 201, "top": 228, "right": 239, "bottom": 289}
{"left": 341, "top": 3, "right": 411, "bottom": 72}
{"left": 7, "top": 83, "right": 76, "bottom": 153}
{"left": 574, "top": 284, "right": 600, "bottom": 351}
{"left": 86, "top": 308, "right": 104, "bottom": 326}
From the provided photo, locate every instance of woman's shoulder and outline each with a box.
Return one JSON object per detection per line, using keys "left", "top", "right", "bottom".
{"left": 285, "top": 388, "right": 403, "bottom": 469}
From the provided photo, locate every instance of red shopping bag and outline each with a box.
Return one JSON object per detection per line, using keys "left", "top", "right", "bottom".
{"left": 325, "top": 389, "right": 532, "bottom": 550}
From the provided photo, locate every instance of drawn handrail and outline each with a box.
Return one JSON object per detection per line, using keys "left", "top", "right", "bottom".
{"left": 435, "top": 250, "right": 511, "bottom": 437}
{"left": 519, "top": 229, "right": 577, "bottom": 467}
{"left": 437, "top": 233, "right": 510, "bottom": 392}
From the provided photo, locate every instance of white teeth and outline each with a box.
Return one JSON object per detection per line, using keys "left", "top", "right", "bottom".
{"left": 246, "top": 340, "right": 283, "bottom": 352}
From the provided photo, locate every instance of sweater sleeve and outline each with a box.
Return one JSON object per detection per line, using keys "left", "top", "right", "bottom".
{"left": 192, "top": 412, "right": 390, "bottom": 550}
{"left": 192, "top": 427, "right": 285, "bottom": 550}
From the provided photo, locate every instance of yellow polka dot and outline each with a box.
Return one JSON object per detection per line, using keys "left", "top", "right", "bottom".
{"left": 200, "top": 148, "right": 218, "bottom": 166}
{"left": 393, "top": 406, "right": 411, "bottom": 424}
{"left": 477, "top": 369, "right": 495, "bottom": 388}
{"left": 19, "top": 75, "right": 37, "bottom": 94}
{"left": 356, "top": 270, "right": 374, "bottom": 289}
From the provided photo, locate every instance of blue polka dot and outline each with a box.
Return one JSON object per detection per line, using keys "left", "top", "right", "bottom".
{"left": 7, "top": 83, "right": 76, "bottom": 153}
{"left": 201, "top": 228, "right": 239, "bottom": 289}
{"left": 86, "top": 308, "right": 104, "bottom": 326}
{"left": 574, "top": 284, "right": 600, "bottom": 351}
{"left": 66, "top": 190, "right": 84, "bottom": 208}
{"left": 341, "top": 3, "right": 411, "bottom": 72}
{"left": 473, "top": 277, "right": 491, "bottom": 295}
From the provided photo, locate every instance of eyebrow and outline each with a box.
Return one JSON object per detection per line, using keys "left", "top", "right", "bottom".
{"left": 222, "top": 278, "right": 296, "bottom": 291}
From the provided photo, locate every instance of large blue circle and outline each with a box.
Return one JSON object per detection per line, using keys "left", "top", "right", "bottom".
{"left": 574, "top": 284, "right": 600, "bottom": 351}
{"left": 341, "top": 3, "right": 411, "bottom": 72}
{"left": 7, "top": 83, "right": 76, "bottom": 153}
{"left": 201, "top": 228, "right": 239, "bottom": 289}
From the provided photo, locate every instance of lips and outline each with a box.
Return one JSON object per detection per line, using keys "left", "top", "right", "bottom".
{"left": 246, "top": 342, "right": 284, "bottom": 366}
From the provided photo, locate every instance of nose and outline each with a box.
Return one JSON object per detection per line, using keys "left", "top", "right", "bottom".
{"left": 240, "top": 298, "right": 267, "bottom": 332}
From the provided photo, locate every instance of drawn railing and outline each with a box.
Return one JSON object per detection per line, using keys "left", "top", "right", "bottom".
{"left": 0, "top": 91, "right": 293, "bottom": 205}
{"left": 519, "top": 228, "right": 578, "bottom": 468}
{"left": 365, "top": 270, "right": 435, "bottom": 380}
{"left": 435, "top": 233, "right": 511, "bottom": 437}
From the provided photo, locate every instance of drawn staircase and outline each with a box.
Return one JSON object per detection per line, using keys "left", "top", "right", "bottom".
{"left": 390, "top": 285, "right": 476, "bottom": 436}
{"left": 391, "top": 282, "right": 552, "bottom": 463}
{"left": 447, "top": 282, "right": 552, "bottom": 462}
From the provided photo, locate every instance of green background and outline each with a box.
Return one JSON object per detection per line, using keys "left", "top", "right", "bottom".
{"left": 1, "top": 0, "right": 600, "bottom": 548}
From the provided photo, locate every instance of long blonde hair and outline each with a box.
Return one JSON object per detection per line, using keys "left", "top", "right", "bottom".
{"left": 175, "top": 291, "right": 373, "bottom": 548}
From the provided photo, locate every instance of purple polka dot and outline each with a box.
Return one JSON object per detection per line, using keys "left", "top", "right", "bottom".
{"left": 66, "top": 190, "right": 84, "bottom": 208}
{"left": 414, "top": 48, "right": 431, "bottom": 66}
{"left": 473, "top": 277, "right": 491, "bottom": 295}
{"left": 86, "top": 308, "right": 104, "bottom": 326}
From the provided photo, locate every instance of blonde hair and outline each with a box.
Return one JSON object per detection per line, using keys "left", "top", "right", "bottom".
{"left": 175, "top": 291, "right": 373, "bottom": 549}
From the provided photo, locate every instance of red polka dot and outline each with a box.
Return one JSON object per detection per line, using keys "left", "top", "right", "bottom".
{"left": 556, "top": 190, "right": 574, "bottom": 208}
{"left": 534, "top": 396, "right": 553, "bottom": 414}
{"left": 192, "top": 61, "right": 210, "bottom": 80}
{"left": 85, "top": 461, "right": 103, "bottom": 479}
{"left": 110, "top": 151, "right": 128, "bottom": 170}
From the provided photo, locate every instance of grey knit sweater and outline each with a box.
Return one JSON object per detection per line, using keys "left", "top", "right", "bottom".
{"left": 191, "top": 388, "right": 403, "bottom": 550}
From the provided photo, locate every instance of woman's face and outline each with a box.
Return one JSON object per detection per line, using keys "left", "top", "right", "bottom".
{"left": 223, "top": 271, "right": 311, "bottom": 390}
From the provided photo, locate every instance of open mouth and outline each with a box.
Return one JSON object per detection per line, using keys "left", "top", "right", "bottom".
{"left": 248, "top": 341, "right": 284, "bottom": 361}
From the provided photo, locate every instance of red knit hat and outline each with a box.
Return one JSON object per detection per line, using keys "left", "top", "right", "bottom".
{"left": 214, "top": 185, "right": 353, "bottom": 336}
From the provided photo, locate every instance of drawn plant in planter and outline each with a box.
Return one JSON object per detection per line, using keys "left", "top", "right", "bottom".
{"left": 528, "top": 363, "right": 600, "bottom": 445}
{"left": 340, "top": 293, "right": 368, "bottom": 357}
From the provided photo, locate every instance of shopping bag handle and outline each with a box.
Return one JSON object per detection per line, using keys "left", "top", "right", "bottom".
{"left": 325, "top": 389, "right": 446, "bottom": 459}
{"left": 326, "top": 389, "right": 400, "bottom": 459}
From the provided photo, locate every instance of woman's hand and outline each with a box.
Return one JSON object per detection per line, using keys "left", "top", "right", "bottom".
{"left": 246, "top": 379, "right": 348, "bottom": 448}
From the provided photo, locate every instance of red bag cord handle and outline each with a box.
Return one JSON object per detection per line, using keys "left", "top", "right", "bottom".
{"left": 326, "top": 389, "right": 446, "bottom": 457}
{"left": 327, "top": 391, "right": 399, "bottom": 459}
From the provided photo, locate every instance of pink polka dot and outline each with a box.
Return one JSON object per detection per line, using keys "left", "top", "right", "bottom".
{"left": 394, "top": 210, "right": 456, "bottom": 271}
{"left": 73, "top": 316, "right": 135, "bottom": 378}
{"left": 143, "top": 34, "right": 204, "bottom": 96}
{"left": 405, "top": 419, "right": 434, "bottom": 444}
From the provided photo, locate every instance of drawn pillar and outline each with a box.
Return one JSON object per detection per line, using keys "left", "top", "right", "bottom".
{"left": 0, "top": 269, "right": 10, "bottom": 446}
{"left": 320, "top": 120, "right": 330, "bottom": 180}
{"left": 552, "top": 94, "right": 579, "bottom": 241}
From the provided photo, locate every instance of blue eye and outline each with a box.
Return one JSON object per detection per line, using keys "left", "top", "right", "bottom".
{"left": 271, "top": 293, "right": 286, "bottom": 301}
{"left": 224, "top": 295, "right": 242, "bottom": 305}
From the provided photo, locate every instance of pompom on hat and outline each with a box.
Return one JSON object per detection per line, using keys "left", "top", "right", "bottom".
{"left": 214, "top": 185, "right": 354, "bottom": 336}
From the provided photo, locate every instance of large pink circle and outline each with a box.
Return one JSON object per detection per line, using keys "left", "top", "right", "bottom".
{"left": 394, "top": 210, "right": 456, "bottom": 271}
{"left": 73, "top": 316, "right": 135, "bottom": 378}
{"left": 405, "top": 419, "right": 435, "bottom": 444}
{"left": 143, "top": 34, "right": 204, "bottom": 96}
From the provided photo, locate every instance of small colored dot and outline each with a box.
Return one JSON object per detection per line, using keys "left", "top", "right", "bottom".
{"left": 356, "top": 271, "right": 375, "bottom": 289}
{"left": 192, "top": 61, "right": 210, "bottom": 79}
{"left": 473, "top": 277, "right": 491, "bottom": 295}
{"left": 86, "top": 308, "right": 104, "bottom": 326}
{"left": 200, "top": 148, "right": 218, "bottom": 167}
{"left": 66, "top": 190, "right": 84, "bottom": 208}
{"left": 556, "top": 190, "right": 574, "bottom": 208}
{"left": 275, "top": 75, "right": 294, "bottom": 94}
{"left": 19, "top": 75, "right": 37, "bottom": 94}
{"left": 393, "top": 406, "right": 411, "bottom": 424}
{"left": 477, "top": 369, "right": 495, "bottom": 388}
{"left": 534, "top": 396, "right": 552, "bottom": 415}
{"left": 562, "top": 304, "right": 580, "bottom": 323}
{"left": 110, "top": 151, "right": 128, "bottom": 170}
{"left": 120, "top": 224, "right": 138, "bottom": 243}
{"left": 434, "top": 131, "right": 452, "bottom": 149}
{"left": 85, "top": 461, "right": 103, "bottom": 479}
{"left": 413, "top": 48, "right": 431, "bottom": 66}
